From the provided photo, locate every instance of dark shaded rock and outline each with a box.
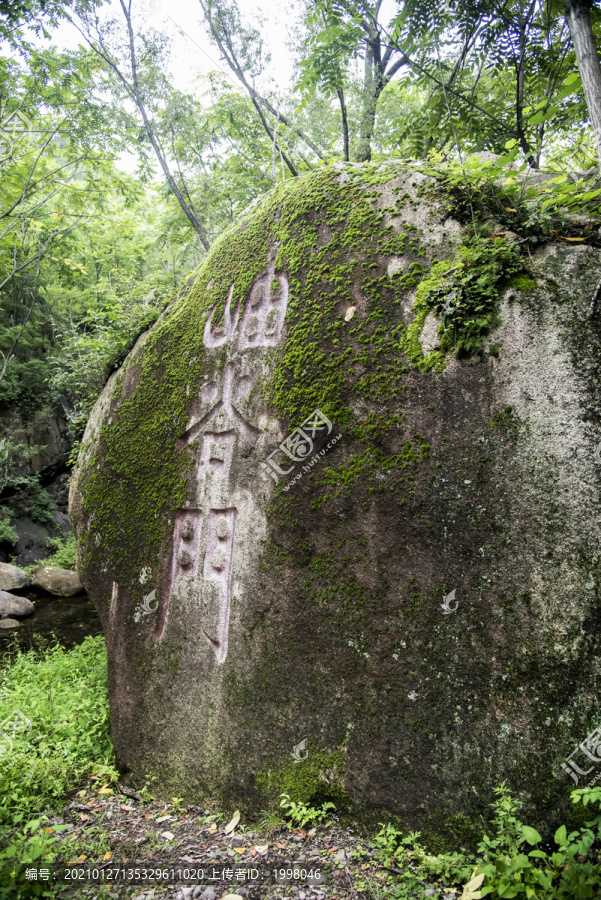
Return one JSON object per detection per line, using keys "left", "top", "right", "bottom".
{"left": 13, "top": 518, "right": 54, "bottom": 567}
{"left": 0, "top": 618, "right": 21, "bottom": 629}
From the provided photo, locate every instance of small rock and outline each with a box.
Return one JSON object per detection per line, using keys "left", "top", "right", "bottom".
{"left": 424, "top": 891, "right": 437, "bottom": 898}
{"left": 230, "top": 835, "right": 244, "bottom": 846}
{"left": 31, "top": 566, "right": 83, "bottom": 597}
{"left": 419, "top": 312, "right": 441, "bottom": 356}
{"left": 0, "top": 591, "right": 34, "bottom": 617}
{"left": 0, "top": 562, "right": 29, "bottom": 592}
{"left": 0, "top": 618, "right": 21, "bottom": 629}
{"left": 334, "top": 849, "right": 345, "bottom": 861}
{"left": 192, "top": 889, "right": 203, "bottom": 899}
{"left": 200, "top": 889, "right": 216, "bottom": 900}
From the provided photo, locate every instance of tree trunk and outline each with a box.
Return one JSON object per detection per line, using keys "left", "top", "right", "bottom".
{"left": 356, "top": 44, "right": 376, "bottom": 162}
{"left": 336, "top": 87, "right": 350, "bottom": 161}
{"left": 565, "top": 0, "right": 601, "bottom": 170}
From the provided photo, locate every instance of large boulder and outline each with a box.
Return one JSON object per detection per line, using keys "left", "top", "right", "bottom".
{"left": 31, "top": 566, "right": 82, "bottom": 597}
{"left": 0, "top": 591, "right": 34, "bottom": 616}
{"left": 69, "top": 162, "right": 601, "bottom": 835}
{"left": 0, "top": 562, "right": 29, "bottom": 591}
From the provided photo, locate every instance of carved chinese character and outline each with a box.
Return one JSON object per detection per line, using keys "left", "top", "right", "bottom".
{"left": 237, "top": 259, "right": 288, "bottom": 351}
{"left": 177, "top": 362, "right": 259, "bottom": 451}
{"left": 202, "top": 508, "right": 237, "bottom": 663}
{"left": 156, "top": 509, "right": 203, "bottom": 638}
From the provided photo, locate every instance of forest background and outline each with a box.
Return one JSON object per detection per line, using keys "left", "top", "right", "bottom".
{"left": 1, "top": 0, "right": 601, "bottom": 553}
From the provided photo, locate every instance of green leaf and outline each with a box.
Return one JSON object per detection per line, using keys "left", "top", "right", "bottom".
{"left": 522, "top": 825, "right": 541, "bottom": 845}
{"left": 554, "top": 824, "right": 567, "bottom": 844}
{"left": 504, "top": 139, "right": 517, "bottom": 149}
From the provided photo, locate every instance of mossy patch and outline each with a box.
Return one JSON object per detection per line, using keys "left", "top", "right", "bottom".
{"left": 256, "top": 745, "right": 348, "bottom": 808}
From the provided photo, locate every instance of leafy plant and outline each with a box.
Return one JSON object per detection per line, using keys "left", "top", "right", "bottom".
{"left": 0, "top": 817, "right": 63, "bottom": 899}
{"left": 24, "top": 532, "right": 78, "bottom": 575}
{"left": 278, "top": 793, "right": 336, "bottom": 830}
{"left": 423, "top": 237, "right": 524, "bottom": 357}
{"left": 0, "top": 508, "right": 17, "bottom": 547}
{"left": 0, "top": 636, "right": 117, "bottom": 831}
{"left": 24, "top": 479, "right": 55, "bottom": 525}
{"left": 257, "top": 808, "right": 287, "bottom": 837}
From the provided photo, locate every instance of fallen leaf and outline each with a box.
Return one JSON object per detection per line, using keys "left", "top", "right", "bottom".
{"left": 223, "top": 810, "right": 240, "bottom": 834}
{"left": 255, "top": 845, "right": 269, "bottom": 854}
{"left": 345, "top": 306, "right": 356, "bottom": 322}
{"left": 121, "top": 806, "right": 135, "bottom": 812}
{"left": 307, "top": 828, "right": 316, "bottom": 837}
{"left": 97, "top": 786, "right": 113, "bottom": 795}
{"left": 563, "top": 237, "right": 585, "bottom": 241}
{"left": 179, "top": 856, "right": 196, "bottom": 863}
{"left": 505, "top": 207, "right": 517, "bottom": 212}
{"left": 79, "top": 814, "right": 89, "bottom": 822}
{"left": 160, "top": 831, "right": 175, "bottom": 840}
{"left": 156, "top": 815, "right": 173, "bottom": 823}
{"left": 461, "top": 871, "right": 485, "bottom": 900}
{"left": 209, "top": 824, "right": 217, "bottom": 833}
{"left": 233, "top": 847, "right": 246, "bottom": 855}
{"left": 76, "top": 790, "right": 86, "bottom": 798}
{"left": 44, "top": 828, "right": 54, "bottom": 834}
{"left": 275, "top": 842, "right": 287, "bottom": 849}
{"left": 76, "top": 856, "right": 87, "bottom": 863}
{"left": 92, "top": 807, "right": 102, "bottom": 813}
{"left": 102, "top": 852, "right": 112, "bottom": 861}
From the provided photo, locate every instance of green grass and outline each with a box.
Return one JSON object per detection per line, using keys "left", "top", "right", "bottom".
{"left": 0, "top": 636, "right": 116, "bottom": 829}
{"left": 0, "top": 636, "right": 117, "bottom": 898}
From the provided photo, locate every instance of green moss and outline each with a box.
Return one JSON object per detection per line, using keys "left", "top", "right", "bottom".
{"left": 399, "top": 237, "right": 524, "bottom": 366}
{"left": 507, "top": 273, "right": 536, "bottom": 292}
{"left": 256, "top": 744, "right": 347, "bottom": 807}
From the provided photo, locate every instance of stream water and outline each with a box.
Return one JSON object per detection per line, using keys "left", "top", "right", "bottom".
{"left": 0, "top": 590, "right": 103, "bottom": 657}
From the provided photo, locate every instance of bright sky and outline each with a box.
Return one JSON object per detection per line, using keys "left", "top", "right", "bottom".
{"left": 50, "top": 0, "right": 303, "bottom": 97}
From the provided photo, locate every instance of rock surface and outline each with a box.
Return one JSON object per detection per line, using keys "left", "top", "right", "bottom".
{"left": 70, "top": 161, "right": 601, "bottom": 833}
{"left": 31, "top": 566, "right": 82, "bottom": 597}
{"left": 0, "top": 590, "right": 34, "bottom": 617}
{"left": 0, "top": 562, "right": 29, "bottom": 591}
{"left": 0, "top": 618, "right": 21, "bottom": 629}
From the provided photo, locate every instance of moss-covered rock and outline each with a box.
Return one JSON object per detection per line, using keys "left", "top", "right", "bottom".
{"left": 69, "top": 162, "right": 601, "bottom": 839}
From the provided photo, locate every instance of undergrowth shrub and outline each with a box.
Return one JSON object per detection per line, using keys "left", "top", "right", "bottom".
{"left": 0, "top": 636, "right": 117, "bottom": 830}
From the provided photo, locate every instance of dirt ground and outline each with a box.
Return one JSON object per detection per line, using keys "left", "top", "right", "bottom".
{"left": 20, "top": 778, "right": 453, "bottom": 899}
